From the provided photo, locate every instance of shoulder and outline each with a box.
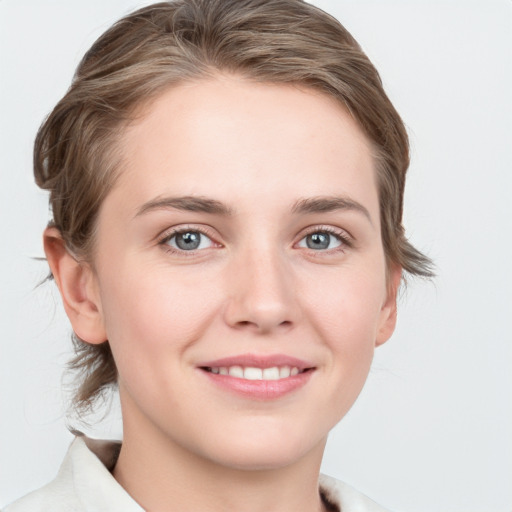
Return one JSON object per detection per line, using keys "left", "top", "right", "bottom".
{"left": 319, "top": 474, "right": 392, "bottom": 512}
{"left": 3, "top": 435, "right": 142, "bottom": 512}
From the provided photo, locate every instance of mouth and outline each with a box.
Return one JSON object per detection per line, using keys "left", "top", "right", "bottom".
{"left": 197, "top": 354, "right": 316, "bottom": 399}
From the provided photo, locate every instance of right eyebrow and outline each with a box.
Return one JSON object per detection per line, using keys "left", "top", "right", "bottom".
{"left": 134, "top": 195, "right": 234, "bottom": 218}
{"left": 291, "top": 195, "right": 373, "bottom": 225}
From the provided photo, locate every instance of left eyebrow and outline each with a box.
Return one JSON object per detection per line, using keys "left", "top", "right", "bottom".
{"left": 135, "top": 195, "right": 233, "bottom": 218}
{"left": 291, "top": 196, "right": 373, "bottom": 225}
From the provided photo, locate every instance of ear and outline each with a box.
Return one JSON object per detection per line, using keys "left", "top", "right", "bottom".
{"left": 43, "top": 227, "right": 107, "bottom": 344}
{"left": 375, "top": 265, "right": 402, "bottom": 347}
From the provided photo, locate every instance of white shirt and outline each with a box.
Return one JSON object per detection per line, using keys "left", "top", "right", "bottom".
{"left": 4, "top": 435, "right": 391, "bottom": 511}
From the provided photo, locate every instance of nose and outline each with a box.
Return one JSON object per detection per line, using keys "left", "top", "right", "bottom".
{"left": 223, "top": 245, "right": 300, "bottom": 334}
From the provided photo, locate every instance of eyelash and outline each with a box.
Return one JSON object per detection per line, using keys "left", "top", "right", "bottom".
{"left": 158, "top": 225, "right": 220, "bottom": 256}
{"left": 296, "top": 226, "right": 353, "bottom": 253}
{"left": 157, "top": 225, "right": 353, "bottom": 256}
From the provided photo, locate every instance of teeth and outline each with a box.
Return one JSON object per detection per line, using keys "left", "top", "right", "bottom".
{"left": 244, "top": 367, "right": 262, "bottom": 380}
{"left": 279, "top": 366, "right": 291, "bottom": 378}
{"left": 208, "top": 365, "right": 302, "bottom": 381}
{"left": 262, "top": 367, "right": 280, "bottom": 380}
{"left": 228, "top": 366, "right": 244, "bottom": 378}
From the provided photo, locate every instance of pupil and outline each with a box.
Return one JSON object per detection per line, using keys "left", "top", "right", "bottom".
{"left": 176, "top": 232, "right": 200, "bottom": 250}
{"left": 307, "top": 232, "right": 329, "bottom": 250}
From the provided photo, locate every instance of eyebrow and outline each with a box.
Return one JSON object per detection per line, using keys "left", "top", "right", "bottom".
{"left": 135, "top": 194, "right": 372, "bottom": 224}
{"left": 135, "top": 195, "right": 233, "bottom": 217}
{"left": 292, "top": 196, "right": 372, "bottom": 224}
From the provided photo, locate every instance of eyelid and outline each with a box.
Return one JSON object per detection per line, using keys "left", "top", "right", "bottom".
{"left": 157, "top": 224, "right": 222, "bottom": 253}
{"left": 295, "top": 225, "right": 354, "bottom": 250}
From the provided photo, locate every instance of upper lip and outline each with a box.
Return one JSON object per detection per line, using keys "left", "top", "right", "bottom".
{"left": 198, "top": 353, "right": 315, "bottom": 371}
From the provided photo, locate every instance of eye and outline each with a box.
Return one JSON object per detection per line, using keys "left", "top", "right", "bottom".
{"left": 297, "top": 231, "right": 343, "bottom": 251}
{"left": 165, "top": 230, "right": 214, "bottom": 251}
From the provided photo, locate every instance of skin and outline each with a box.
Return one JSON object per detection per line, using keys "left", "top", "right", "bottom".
{"left": 45, "top": 76, "right": 401, "bottom": 512}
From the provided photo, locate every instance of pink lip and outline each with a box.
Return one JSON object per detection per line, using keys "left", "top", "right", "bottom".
{"left": 197, "top": 353, "right": 315, "bottom": 400}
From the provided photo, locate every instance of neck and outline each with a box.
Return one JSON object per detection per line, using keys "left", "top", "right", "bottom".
{"left": 114, "top": 397, "right": 327, "bottom": 512}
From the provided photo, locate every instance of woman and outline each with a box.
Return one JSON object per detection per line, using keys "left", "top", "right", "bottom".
{"left": 4, "top": 0, "right": 432, "bottom": 510}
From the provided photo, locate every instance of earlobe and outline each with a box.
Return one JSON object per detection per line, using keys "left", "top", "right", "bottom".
{"left": 375, "top": 265, "right": 402, "bottom": 347}
{"left": 43, "top": 227, "right": 107, "bottom": 344}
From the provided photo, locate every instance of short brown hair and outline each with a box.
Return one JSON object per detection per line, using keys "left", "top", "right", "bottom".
{"left": 35, "top": 0, "right": 433, "bottom": 413}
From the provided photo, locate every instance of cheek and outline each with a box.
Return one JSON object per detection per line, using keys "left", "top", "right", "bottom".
{"left": 310, "top": 277, "right": 384, "bottom": 422}
{"left": 305, "top": 266, "right": 385, "bottom": 337}
{"left": 97, "top": 263, "right": 221, "bottom": 379}
{"left": 301, "top": 266, "right": 386, "bottom": 382}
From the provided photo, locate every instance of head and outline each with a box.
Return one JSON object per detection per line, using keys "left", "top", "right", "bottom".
{"left": 37, "top": 0, "right": 432, "bottom": 418}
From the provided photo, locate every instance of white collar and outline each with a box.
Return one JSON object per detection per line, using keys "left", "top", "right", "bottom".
{"left": 60, "top": 435, "right": 144, "bottom": 511}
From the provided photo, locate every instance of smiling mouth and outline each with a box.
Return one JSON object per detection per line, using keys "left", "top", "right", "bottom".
{"left": 199, "top": 356, "right": 316, "bottom": 398}
{"left": 200, "top": 365, "right": 313, "bottom": 381}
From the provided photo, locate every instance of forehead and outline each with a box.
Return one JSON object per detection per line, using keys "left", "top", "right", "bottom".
{"left": 108, "top": 76, "right": 378, "bottom": 221}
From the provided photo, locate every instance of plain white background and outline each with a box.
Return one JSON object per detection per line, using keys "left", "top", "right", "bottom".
{"left": 1, "top": 1, "right": 511, "bottom": 511}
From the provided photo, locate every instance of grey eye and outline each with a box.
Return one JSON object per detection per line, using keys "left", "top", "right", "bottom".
{"left": 298, "top": 232, "right": 342, "bottom": 250}
{"left": 168, "top": 231, "right": 213, "bottom": 251}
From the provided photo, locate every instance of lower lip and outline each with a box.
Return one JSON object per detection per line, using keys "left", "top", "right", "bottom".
{"left": 200, "top": 369, "right": 314, "bottom": 400}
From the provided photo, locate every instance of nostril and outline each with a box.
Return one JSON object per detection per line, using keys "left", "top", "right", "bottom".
{"left": 234, "top": 319, "right": 293, "bottom": 331}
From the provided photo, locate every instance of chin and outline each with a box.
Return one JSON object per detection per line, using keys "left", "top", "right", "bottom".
{"left": 210, "top": 448, "right": 307, "bottom": 471}
{"left": 198, "top": 428, "right": 326, "bottom": 471}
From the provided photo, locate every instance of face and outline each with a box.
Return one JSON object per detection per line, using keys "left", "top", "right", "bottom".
{"left": 82, "top": 77, "right": 399, "bottom": 470}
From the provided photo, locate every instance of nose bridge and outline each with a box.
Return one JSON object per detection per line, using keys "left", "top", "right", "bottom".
{"left": 224, "top": 238, "right": 298, "bottom": 332}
